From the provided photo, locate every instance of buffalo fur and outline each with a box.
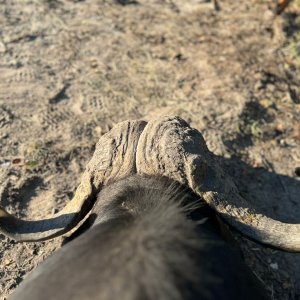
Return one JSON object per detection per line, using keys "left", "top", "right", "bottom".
{"left": 10, "top": 175, "right": 269, "bottom": 300}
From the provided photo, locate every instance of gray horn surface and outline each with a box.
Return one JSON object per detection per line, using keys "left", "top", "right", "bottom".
{"left": 136, "top": 116, "right": 300, "bottom": 252}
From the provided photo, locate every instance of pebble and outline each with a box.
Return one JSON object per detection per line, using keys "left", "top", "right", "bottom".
{"left": 0, "top": 41, "right": 6, "bottom": 53}
{"left": 0, "top": 161, "right": 11, "bottom": 168}
{"left": 270, "top": 262, "right": 279, "bottom": 270}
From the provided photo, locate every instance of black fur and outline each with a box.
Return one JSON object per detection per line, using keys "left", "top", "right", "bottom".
{"left": 10, "top": 175, "right": 269, "bottom": 300}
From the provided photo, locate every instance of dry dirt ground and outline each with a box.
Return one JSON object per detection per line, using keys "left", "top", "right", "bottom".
{"left": 0, "top": 0, "right": 300, "bottom": 299}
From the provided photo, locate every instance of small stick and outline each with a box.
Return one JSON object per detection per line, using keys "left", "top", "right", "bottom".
{"left": 276, "top": 0, "right": 293, "bottom": 15}
{"left": 213, "top": 0, "right": 221, "bottom": 11}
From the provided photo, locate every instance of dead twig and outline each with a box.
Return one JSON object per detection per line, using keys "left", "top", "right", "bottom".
{"left": 275, "top": 0, "right": 293, "bottom": 15}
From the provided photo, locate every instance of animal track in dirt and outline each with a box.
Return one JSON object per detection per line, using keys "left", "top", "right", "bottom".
{"left": 0, "top": 68, "right": 37, "bottom": 84}
{"left": 40, "top": 107, "right": 74, "bottom": 130}
{"left": 80, "top": 93, "right": 108, "bottom": 114}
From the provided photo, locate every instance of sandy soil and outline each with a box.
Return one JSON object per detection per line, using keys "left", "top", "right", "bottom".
{"left": 0, "top": 0, "right": 300, "bottom": 299}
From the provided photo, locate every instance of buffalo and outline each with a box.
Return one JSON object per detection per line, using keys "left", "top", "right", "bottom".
{"left": 9, "top": 175, "right": 269, "bottom": 299}
{"left": 1, "top": 115, "right": 297, "bottom": 299}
